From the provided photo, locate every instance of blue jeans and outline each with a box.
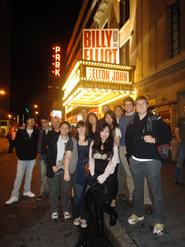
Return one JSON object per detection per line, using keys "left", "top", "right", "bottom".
{"left": 129, "top": 157, "right": 164, "bottom": 224}
{"left": 73, "top": 183, "right": 86, "bottom": 219}
{"left": 175, "top": 142, "right": 185, "bottom": 182}
{"left": 11, "top": 159, "right": 36, "bottom": 198}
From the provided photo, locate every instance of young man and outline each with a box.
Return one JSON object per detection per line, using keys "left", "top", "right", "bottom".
{"left": 126, "top": 95, "right": 172, "bottom": 236}
{"left": 80, "top": 108, "right": 89, "bottom": 122}
{"left": 119, "top": 97, "right": 153, "bottom": 213}
{"left": 37, "top": 117, "right": 51, "bottom": 200}
{"left": 47, "top": 121, "right": 72, "bottom": 220}
{"left": 5, "top": 117, "right": 39, "bottom": 204}
{"left": 99, "top": 105, "right": 110, "bottom": 124}
{"left": 174, "top": 104, "right": 185, "bottom": 184}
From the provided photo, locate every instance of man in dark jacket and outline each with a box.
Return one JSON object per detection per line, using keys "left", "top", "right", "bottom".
{"left": 47, "top": 121, "right": 71, "bottom": 220}
{"left": 126, "top": 96, "right": 172, "bottom": 236}
{"left": 5, "top": 117, "right": 39, "bottom": 204}
{"left": 37, "top": 117, "right": 51, "bottom": 200}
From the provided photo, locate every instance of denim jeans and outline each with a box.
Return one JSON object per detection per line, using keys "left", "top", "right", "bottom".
{"left": 11, "top": 159, "right": 36, "bottom": 198}
{"left": 38, "top": 154, "right": 48, "bottom": 195}
{"left": 48, "top": 172, "right": 75, "bottom": 213}
{"left": 73, "top": 183, "right": 86, "bottom": 219}
{"left": 129, "top": 157, "right": 164, "bottom": 224}
{"left": 175, "top": 142, "right": 185, "bottom": 182}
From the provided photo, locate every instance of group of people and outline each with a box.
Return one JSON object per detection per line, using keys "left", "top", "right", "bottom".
{"left": 5, "top": 95, "right": 185, "bottom": 237}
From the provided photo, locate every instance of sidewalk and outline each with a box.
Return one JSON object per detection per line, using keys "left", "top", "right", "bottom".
{"left": 104, "top": 161, "right": 185, "bottom": 247}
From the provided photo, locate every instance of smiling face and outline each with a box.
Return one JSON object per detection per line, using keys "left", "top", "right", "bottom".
{"left": 77, "top": 125, "right": 86, "bottom": 136}
{"left": 60, "top": 123, "right": 70, "bottom": 137}
{"left": 105, "top": 113, "right": 113, "bottom": 126}
{"left": 89, "top": 114, "right": 97, "bottom": 126}
{"left": 100, "top": 126, "right": 110, "bottom": 142}
{"left": 114, "top": 106, "right": 123, "bottom": 118}
{"left": 135, "top": 99, "right": 148, "bottom": 115}
{"left": 27, "top": 118, "right": 35, "bottom": 128}
{"left": 41, "top": 119, "right": 49, "bottom": 129}
{"left": 124, "top": 101, "right": 134, "bottom": 114}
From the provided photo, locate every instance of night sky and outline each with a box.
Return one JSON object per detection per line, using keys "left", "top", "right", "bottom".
{"left": 10, "top": 0, "right": 83, "bottom": 115}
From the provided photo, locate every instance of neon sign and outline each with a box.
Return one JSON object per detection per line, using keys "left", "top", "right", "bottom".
{"left": 52, "top": 45, "right": 61, "bottom": 77}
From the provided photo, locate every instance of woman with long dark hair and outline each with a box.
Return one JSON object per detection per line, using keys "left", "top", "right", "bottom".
{"left": 104, "top": 110, "right": 121, "bottom": 224}
{"left": 86, "top": 112, "right": 99, "bottom": 140}
{"left": 88, "top": 122, "right": 119, "bottom": 237}
{"left": 64, "top": 120, "right": 91, "bottom": 228}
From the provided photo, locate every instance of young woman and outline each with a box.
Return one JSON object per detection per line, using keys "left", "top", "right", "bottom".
{"left": 64, "top": 120, "right": 91, "bottom": 228}
{"left": 89, "top": 122, "right": 119, "bottom": 236}
{"left": 114, "top": 105, "right": 124, "bottom": 124}
{"left": 86, "top": 112, "right": 99, "bottom": 140}
{"left": 104, "top": 110, "right": 121, "bottom": 224}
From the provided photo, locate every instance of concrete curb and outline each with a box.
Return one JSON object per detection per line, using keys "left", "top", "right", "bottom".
{"left": 104, "top": 213, "right": 137, "bottom": 247}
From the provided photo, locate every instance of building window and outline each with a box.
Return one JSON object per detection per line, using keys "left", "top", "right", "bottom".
{"left": 120, "top": 0, "right": 130, "bottom": 27}
{"left": 171, "top": 0, "right": 180, "bottom": 57}
{"left": 120, "top": 40, "right": 130, "bottom": 65}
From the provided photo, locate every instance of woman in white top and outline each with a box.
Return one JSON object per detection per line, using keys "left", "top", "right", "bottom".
{"left": 104, "top": 110, "right": 122, "bottom": 225}
{"left": 88, "top": 122, "right": 118, "bottom": 237}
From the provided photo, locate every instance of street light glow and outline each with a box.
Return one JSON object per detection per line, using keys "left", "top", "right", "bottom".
{"left": 34, "top": 104, "right": 38, "bottom": 108}
{"left": 0, "top": 89, "right": 6, "bottom": 95}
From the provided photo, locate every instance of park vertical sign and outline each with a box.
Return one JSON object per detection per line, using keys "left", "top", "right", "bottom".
{"left": 52, "top": 45, "right": 61, "bottom": 77}
{"left": 82, "top": 29, "right": 119, "bottom": 64}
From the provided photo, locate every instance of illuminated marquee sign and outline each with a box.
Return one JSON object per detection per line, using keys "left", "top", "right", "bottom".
{"left": 86, "top": 67, "right": 129, "bottom": 84}
{"left": 82, "top": 29, "right": 119, "bottom": 64}
{"left": 52, "top": 45, "right": 61, "bottom": 77}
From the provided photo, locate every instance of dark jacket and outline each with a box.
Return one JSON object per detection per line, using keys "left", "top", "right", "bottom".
{"left": 14, "top": 128, "right": 39, "bottom": 160}
{"left": 37, "top": 128, "right": 51, "bottom": 155}
{"left": 46, "top": 130, "right": 60, "bottom": 177}
{"left": 125, "top": 113, "right": 172, "bottom": 160}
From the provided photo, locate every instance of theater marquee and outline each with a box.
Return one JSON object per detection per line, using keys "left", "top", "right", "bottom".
{"left": 62, "top": 60, "right": 134, "bottom": 113}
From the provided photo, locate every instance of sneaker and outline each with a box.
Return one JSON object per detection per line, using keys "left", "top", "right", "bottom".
{"left": 51, "top": 212, "right": 58, "bottom": 220}
{"left": 128, "top": 214, "right": 144, "bottom": 225}
{"left": 23, "top": 191, "right": 35, "bottom": 197}
{"left": 37, "top": 195, "right": 43, "bottom": 200}
{"left": 64, "top": 211, "right": 71, "bottom": 220}
{"left": 5, "top": 196, "right": 19, "bottom": 205}
{"left": 73, "top": 217, "right": 81, "bottom": 226}
{"left": 153, "top": 223, "right": 164, "bottom": 236}
{"left": 80, "top": 218, "right": 87, "bottom": 228}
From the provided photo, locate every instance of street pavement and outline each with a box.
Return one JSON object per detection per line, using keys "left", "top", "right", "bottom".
{"left": 0, "top": 137, "right": 185, "bottom": 247}
{"left": 105, "top": 160, "right": 185, "bottom": 247}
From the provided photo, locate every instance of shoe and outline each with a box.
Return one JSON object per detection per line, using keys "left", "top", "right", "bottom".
{"left": 37, "top": 195, "right": 43, "bottom": 200}
{"left": 118, "top": 193, "right": 127, "bottom": 200}
{"left": 5, "top": 196, "right": 18, "bottom": 205}
{"left": 125, "top": 200, "right": 133, "bottom": 208}
{"left": 109, "top": 209, "right": 118, "bottom": 226}
{"left": 64, "top": 211, "right": 71, "bottom": 220}
{"left": 153, "top": 223, "right": 164, "bottom": 236}
{"left": 51, "top": 212, "right": 58, "bottom": 220}
{"left": 128, "top": 214, "right": 144, "bottom": 225}
{"left": 73, "top": 217, "right": 81, "bottom": 226}
{"left": 80, "top": 218, "right": 87, "bottom": 228}
{"left": 23, "top": 191, "right": 35, "bottom": 197}
{"left": 144, "top": 204, "right": 153, "bottom": 214}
